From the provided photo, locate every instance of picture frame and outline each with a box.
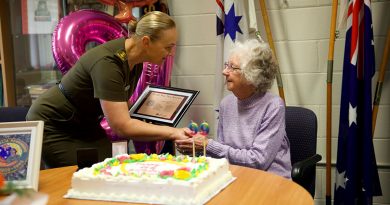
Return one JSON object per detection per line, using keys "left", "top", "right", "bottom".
{"left": 129, "top": 85, "right": 199, "bottom": 127}
{"left": 0, "top": 121, "right": 44, "bottom": 191}
{"left": 21, "top": 0, "right": 60, "bottom": 34}
{"left": 66, "top": 0, "right": 114, "bottom": 16}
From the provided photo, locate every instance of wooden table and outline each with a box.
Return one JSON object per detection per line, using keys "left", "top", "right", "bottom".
{"left": 35, "top": 165, "right": 313, "bottom": 205}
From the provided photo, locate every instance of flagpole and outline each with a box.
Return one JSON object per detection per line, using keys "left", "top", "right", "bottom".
{"left": 372, "top": 26, "right": 390, "bottom": 136}
{"left": 258, "top": 0, "right": 285, "bottom": 102}
{"left": 326, "top": 0, "right": 338, "bottom": 204}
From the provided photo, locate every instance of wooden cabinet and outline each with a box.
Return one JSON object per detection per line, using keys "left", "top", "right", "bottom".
{"left": 0, "top": 0, "right": 62, "bottom": 107}
{"left": 0, "top": 0, "right": 16, "bottom": 106}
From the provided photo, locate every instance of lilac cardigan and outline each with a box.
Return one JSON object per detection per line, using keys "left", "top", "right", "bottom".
{"left": 207, "top": 92, "right": 292, "bottom": 179}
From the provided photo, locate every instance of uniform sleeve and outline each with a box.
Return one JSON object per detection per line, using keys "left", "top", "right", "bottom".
{"left": 207, "top": 99, "right": 286, "bottom": 170}
{"left": 90, "top": 57, "right": 128, "bottom": 101}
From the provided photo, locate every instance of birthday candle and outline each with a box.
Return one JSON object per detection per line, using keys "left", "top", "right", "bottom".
{"left": 199, "top": 121, "right": 209, "bottom": 136}
{"left": 188, "top": 121, "right": 199, "bottom": 135}
{"left": 187, "top": 121, "right": 199, "bottom": 161}
{"left": 199, "top": 121, "right": 209, "bottom": 157}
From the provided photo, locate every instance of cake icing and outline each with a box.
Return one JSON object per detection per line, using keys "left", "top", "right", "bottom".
{"left": 64, "top": 153, "right": 235, "bottom": 205}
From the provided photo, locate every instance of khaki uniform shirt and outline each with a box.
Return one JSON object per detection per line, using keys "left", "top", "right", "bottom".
{"left": 61, "top": 38, "right": 143, "bottom": 123}
{"left": 27, "top": 38, "right": 142, "bottom": 167}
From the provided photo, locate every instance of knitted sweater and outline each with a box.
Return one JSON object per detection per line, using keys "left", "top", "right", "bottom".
{"left": 207, "top": 92, "right": 292, "bottom": 178}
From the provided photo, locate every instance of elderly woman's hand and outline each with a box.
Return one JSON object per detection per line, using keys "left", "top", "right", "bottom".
{"left": 175, "top": 134, "right": 208, "bottom": 154}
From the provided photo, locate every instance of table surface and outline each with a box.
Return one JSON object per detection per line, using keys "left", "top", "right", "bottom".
{"left": 33, "top": 165, "right": 313, "bottom": 205}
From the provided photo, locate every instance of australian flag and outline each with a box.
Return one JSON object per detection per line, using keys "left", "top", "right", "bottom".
{"left": 334, "top": 0, "right": 382, "bottom": 204}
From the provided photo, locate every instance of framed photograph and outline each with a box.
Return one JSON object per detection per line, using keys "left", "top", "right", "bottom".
{"left": 22, "top": 0, "right": 60, "bottom": 34}
{"left": 0, "top": 121, "right": 44, "bottom": 191}
{"left": 66, "top": 0, "right": 114, "bottom": 15}
{"left": 129, "top": 85, "right": 199, "bottom": 127}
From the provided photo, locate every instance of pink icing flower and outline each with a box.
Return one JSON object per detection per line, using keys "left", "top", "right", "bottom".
{"left": 159, "top": 156, "right": 166, "bottom": 161}
{"left": 100, "top": 168, "right": 112, "bottom": 176}
{"left": 117, "top": 155, "right": 129, "bottom": 163}
{"left": 177, "top": 167, "right": 191, "bottom": 171}
{"left": 159, "top": 170, "right": 174, "bottom": 177}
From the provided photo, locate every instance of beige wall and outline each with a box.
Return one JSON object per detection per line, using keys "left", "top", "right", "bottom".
{"left": 167, "top": 0, "right": 390, "bottom": 204}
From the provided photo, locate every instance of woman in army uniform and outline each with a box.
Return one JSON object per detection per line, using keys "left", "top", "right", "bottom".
{"left": 27, "top": 11, "right": 192, "bottom": 168}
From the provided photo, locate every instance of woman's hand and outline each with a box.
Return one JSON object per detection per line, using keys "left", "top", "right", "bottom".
{"left": 169, "top": 127, "right": 192, "bottom": 140}
{"left": 101, "top": 100, "right": 193, "bottom": 141}
{"left": 175, "top": 134, "right": 208, "bottom": 154}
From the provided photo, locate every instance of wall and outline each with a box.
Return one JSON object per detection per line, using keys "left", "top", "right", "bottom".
{"left": 167, "top": 0, "right": 390, "bottom": 204}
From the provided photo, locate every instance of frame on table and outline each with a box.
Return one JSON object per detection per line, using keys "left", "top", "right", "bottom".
{"left": 0, "top": 121, "right": 44, "bottom": 191}
{"left": 129, "top": 85, "right": 199, "bottom": 127}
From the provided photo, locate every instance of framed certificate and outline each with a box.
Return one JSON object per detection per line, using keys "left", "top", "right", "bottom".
{"left": 129, "top": 85, "right": 199, "bottom": 127}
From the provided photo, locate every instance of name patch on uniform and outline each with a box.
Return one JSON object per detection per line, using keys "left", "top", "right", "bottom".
{"left": 115, "top": 49, "right": 127, "bottom": 62}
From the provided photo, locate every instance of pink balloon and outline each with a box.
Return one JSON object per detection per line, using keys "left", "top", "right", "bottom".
{"left": 51, "top": 9, "right": 174, "bottom": 154}
{"left": 51, "top": 9, "right": 128, "bottom": 141}
{"left": 52, "top": 9, "right": 128, "bottom": 74}
{"left": 105, "top": 57, "right": 174, "bottom": 153}
{"left": 131, "top": 55, "right": 174, "bottom": 154}
{"left": 100, "top": 118, "right": 123, "bottom": 141}
{"left": 129, "top": 56, "right": 174, "bottom": 104}
{"left": 133, "top": 140, "right": 165, "bottom": 155}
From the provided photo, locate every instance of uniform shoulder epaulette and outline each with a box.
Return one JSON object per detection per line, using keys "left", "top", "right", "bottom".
{"left": 114, "top": 49, "right": 127, "bottom": 62}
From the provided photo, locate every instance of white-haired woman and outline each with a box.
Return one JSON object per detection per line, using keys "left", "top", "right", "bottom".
{"left": 176, "top": 39, "right": 292, "bottom": 178}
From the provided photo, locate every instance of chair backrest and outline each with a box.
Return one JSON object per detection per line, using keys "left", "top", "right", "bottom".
{"left": 0, "top": 106, "right": 30, "bottom": 122}
{"left": 285, "top": 106, "right": 318, "bottom": 196}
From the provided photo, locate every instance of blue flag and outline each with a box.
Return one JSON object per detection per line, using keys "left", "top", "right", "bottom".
{"left": 215, "top": 0, "right": 257, "bottom": 102}
{"left": 334, "top": 0, "right": 382, "bottom": 204}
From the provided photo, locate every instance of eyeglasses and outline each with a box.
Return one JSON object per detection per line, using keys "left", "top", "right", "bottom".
{"left": 224, "top": 62, "right": 241, "bottom": 72}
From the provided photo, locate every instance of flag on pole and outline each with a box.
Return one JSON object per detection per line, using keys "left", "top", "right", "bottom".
{"left": 337, "top": 0, "right": 349, "bottom": 31}
{"left": 334, "top": 0, "right": 382, "bottom": 204}
{"left": 215, "top": 0, "right": 257, "bottom": 134}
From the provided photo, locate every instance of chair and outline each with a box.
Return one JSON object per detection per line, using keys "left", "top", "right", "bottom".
{"left": 0, "top": 106, "right": 30, "bottom": 122}
{"left": 285, "top": 106, "right": 322, "bottom": 197}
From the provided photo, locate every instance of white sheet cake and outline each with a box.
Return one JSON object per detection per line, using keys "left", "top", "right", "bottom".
{"left": 64, "top": 153, "right": 235, "bottom": 205}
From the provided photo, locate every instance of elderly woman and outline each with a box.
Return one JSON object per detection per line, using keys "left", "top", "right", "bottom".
{"left": 176, "top": 39, "right": 292, "bottom": 178}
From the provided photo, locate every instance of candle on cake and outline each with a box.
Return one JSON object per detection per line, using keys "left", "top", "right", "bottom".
{"left": 187, "top": 121, "right": 199, "bottom": 161}
{"left": 199, "top": 121, "right": 209, "bottom": 157}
